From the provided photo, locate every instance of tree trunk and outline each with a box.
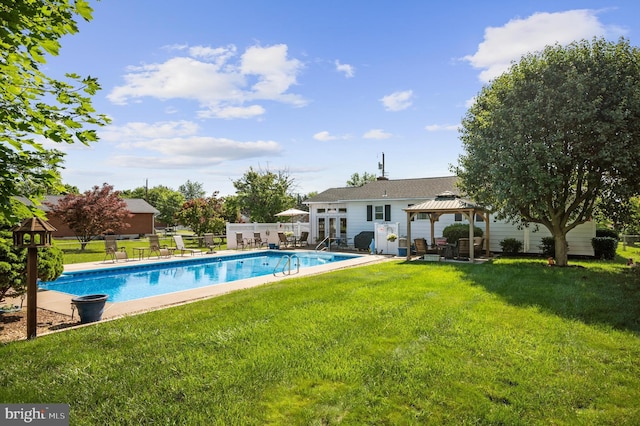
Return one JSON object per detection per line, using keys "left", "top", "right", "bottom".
{"left": 554, "top": 233, "right": 569, "bottom": 266}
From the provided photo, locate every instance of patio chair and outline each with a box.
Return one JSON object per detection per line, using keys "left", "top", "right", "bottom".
{"left": 473, "top": 237, "right": 485, "bottom": 257}
{"left": 104, "top": 235, "right": 128, "bottom": 262}
{"left": 278, "top": 232, "right": 293, "bottom": 249}
{"left": 457, "top": 238, "right": 471, "bottom": 259}
{"left": 235, "top": 232, "right": 247, "bottom": 250}
{"left": 149, "top": 234, "right": 173, "bottom": 258}
{"left": 296, "top": 231, "right": 309, "bottom": 248}
{"left": 203, "top": 233, "right": 219, "bottom": 253}
{"left": 414, "top": 238, "right": 428, "bottom": 256}
{"left": 172, "top": 235, "right": 204, "bottom": 256}
{"left": 253, "top": 232, "right": 268, "bottom": 249}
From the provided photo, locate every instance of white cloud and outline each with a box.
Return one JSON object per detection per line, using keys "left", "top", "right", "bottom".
{"left": 363, "top": 129, "right": 392, "bottom": 139}
{"left": 335, "top": 60, "right": 355, "bottom": 78}
{"left": 313, "top": 131, "right": 349, "bottom": 141}
{"left": 100, "top": 120, "right": 282, "bottom": 168}
{"left": 464, "top": 9, "right": 626, "bottom": 83}
{"left": 108, "top": 43, "right": 306, "bottom": 118}
{"left": 380, "top": 90, "right": 413, "bottom": 111}
{"left": 425, "top": 124, "right": 459, "bottom": 132}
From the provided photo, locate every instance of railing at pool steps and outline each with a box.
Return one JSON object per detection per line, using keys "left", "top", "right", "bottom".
{"left": 273, "top": 254, "right": 300, "bottom": 276}
{"left": 315, "top": 236, "right": 330, "bottom": 251}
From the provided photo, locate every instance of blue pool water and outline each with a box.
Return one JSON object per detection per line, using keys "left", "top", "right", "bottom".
{"left": 39, "top": 251, "right": 358, "bottom": 303}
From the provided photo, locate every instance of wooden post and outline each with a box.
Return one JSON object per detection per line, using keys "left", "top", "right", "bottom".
{"left": 26, "top": 246, "right": 38, "bottom": 339}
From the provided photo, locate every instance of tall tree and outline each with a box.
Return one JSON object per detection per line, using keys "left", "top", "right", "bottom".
{"left": 174, "top": 194, "right": 226, "bottom": 235}
{"left": 455, "top": 38, "right": 640, "bottom": 266}
{"left": 122, "top": 185, "right": 185, "bottom": 226}
{"left": 233, "top": 167, "right": 296, "bottom": 222}
{"left": 1, "top": 0, "right": 110, "bottom": 221}
{"left": 46, "top": 183, "right": 132, "bottom": 250}
{"left": 346, "top": 172, "right": 377, "bottom": 187}
{"left": 179, "top": 180, "right": 206, "bottom": 201}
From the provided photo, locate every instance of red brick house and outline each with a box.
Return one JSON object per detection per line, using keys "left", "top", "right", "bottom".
{"left": 16, "top": 196, "right": 160, "bottom": 239}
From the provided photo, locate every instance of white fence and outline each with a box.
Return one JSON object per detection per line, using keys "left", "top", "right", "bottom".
{"left": 226, "top": 222, "right": 311, "bottom": 249}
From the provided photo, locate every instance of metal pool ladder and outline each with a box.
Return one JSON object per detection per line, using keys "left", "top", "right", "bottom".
{"left": 273, "top": 254, "right": 300, "bottom": 276}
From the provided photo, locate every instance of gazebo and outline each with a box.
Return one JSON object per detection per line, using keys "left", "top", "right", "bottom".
{"left": 403, "top": 191, "right": 490, "bottom": 262}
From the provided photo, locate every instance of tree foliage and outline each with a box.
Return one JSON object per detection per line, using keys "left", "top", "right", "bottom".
{"left": 0, "top": 202, "right": 63, "bottom": 304}
{"left": 122, "top": 185, "right": 185, "bottom": 226}
{"left": 0, "top": 0, "right": 110, "bottom": 222}
{"left": 46, "top": 184, "right": 132, "bottom": 249}
{"left": 455, "top": 38, "right": 640, "bottom": 265}
{"left": 179, "top": 180, "right": 206, "bottom": 201}
{"left": 346, "top": 172, "right": 377, "bottom": 187}
{"left": 233, "top": 167, "right": 296, "bottom": 222}
{"left": 174, "top": 194, "right": 226, "bottom": 235}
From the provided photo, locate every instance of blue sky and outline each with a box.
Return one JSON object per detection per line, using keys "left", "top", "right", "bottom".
{"left": 45, "top": 0, "right": 638, "bottom": 197}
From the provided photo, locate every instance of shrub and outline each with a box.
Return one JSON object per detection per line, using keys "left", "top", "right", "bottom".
{"left": 539, "top": 237, "right": 556, "bottom": 257}
{"left": 442, "top": 224, "right": 483, "bottom": 245}
{"left": 596, "top": 228, "right": 619, "bottom": 239}
{"left": 499, "top": 238, "right": 523, "bottom": 254}
{"left": 592, "top": 237, "right": 618, "bottom": 260}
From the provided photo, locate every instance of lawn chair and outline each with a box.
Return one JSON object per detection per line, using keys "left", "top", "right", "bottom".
{"left": 104, "top": 235, "right": 128, "bottom": 262}
{"left": 235, "top": 232, "right": 247, "bottom": 250}
{"left": 149, "top": 234, "right": 173, "bottom": 258}
{"left": 457, "top": 238, "right": 471, "bottom": 259}
{"left": 296, "top": 231, "right": 309, "bottom": 248}
{"left": 203, "top": 233, "right": 219, "bottom": 253}
{"left": 414, "top": 238, "right": 428, "bottom": 256}
{"left": 253, "top": 232, "right": 268, "bottom": 249}
{"left": 278, "top": 232, "right": 293, "bottom": 249}
{"left": 172, "top": 235, "right": 204, "bottom": 256}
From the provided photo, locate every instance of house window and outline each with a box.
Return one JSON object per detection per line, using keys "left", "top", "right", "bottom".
{"left": 475, "top": 214, "right": 483, "bottom": 222}
{"left": 338, "top": 208, "right": 347, "bottom": 213}
{"left": 317, "top": 208, "right": 325, "bottom": 213}
{"left": 375, "top": 206, "right": 384, "bottom": 220}
{"left": 455, "top": 213, "right": 462, "bottom": 222}
{"left": 367, "top": 205, "right": 373, "bottom": 221}
{"left": 416, "top": 213, "right": 429, "bottom": 220}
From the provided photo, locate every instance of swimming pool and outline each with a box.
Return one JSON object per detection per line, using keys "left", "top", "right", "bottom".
{"left": 39, "top": 251, "right": 359, "bottom": 303}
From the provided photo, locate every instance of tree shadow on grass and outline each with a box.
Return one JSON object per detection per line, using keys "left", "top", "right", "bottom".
{"left": 401, "top": 259, "right": 640, "bottom": 335}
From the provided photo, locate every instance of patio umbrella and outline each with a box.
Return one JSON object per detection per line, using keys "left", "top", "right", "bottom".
{"left": 275, "top": 208, "right": 309, "bottom": 231}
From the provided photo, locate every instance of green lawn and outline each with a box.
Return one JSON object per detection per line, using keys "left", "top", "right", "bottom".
{"left": 1, "top": 255, "right": 639, "bottom": 424}
{"left": 56, "top": 234, "right": 223, "bottom": 264}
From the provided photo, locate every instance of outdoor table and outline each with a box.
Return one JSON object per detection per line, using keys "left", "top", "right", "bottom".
{"left": 132, "top": 247, "right": 149, "bottom": 260}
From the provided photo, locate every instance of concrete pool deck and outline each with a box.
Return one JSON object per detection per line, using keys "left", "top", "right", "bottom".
{"left": 33, "top": 249, "right": 391, "bottom": 321}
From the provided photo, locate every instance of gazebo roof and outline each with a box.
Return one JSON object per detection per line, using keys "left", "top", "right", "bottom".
{"left": 404, "top": 191, "right": 483, "bottom": 213}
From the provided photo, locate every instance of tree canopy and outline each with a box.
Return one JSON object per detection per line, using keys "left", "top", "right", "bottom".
{"left": 122, "top": 185, "right": 185, "bottom": 226}
{"left": 174, "top": 194, "right": 226, "bottom": 236}
{"left": 233, "top": 167, "right": 296, "bottom": 222}
{"left": 346, "top": 172, "right": 377, "bottom": 187}
{"left": 455, "top": 38, "right": 640, "bottom": 265}
{"left": 1, "top": 0, "right": 110, "bottom": 222}
{"left": 46, "top": 184, "right": 132, "bottom": 249}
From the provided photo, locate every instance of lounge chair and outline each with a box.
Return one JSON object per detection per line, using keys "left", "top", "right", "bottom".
{"left": 149, "top": 234, "right": 173, "bottom": 258}
{"left": 457, "top": 238, "right": 471, "bottom": 258}
{"left": 473, "top": 237, "right": 484, "bottom": 257}
{"left": 172, "top": 235, "right": 204, "bottom": 256}
{"left": 296, "top": 231, "right": 309, "bottom": 248}
{"left": 278, "top": 232, "right": 293, "bottom": 249}
{"left": 253, "top": 232, "right": 268, "bottom": 249}
{"left": 104, "top": 235, "right": 128, "bottom": 262}
{"left": 203, "top": 233, "right": 219, "bottom": 253}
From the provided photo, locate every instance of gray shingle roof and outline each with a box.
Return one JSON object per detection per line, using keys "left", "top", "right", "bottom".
{"left": 305, "top": 176, "right": 459, "bottom": 203}
{"left": 16, "top": 195, "right": 160, "bottom": 214}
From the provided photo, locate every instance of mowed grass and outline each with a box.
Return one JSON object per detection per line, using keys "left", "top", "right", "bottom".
{"left": 2, "top": 258, "right": 640, "bottom": 424}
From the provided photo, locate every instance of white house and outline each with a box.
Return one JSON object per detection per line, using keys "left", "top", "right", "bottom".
{"left": 304, "top": 176, "right": 595, "bottom": 256}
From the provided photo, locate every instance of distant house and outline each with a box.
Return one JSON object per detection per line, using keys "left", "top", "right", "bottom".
{"left": 16, "top": 196, "right": 160, "bottom": 239}
{"left": 304, "top": 176, "right": 595, "bottom": 256}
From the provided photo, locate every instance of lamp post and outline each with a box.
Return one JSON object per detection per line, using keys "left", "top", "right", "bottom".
{"left": 11, "top": 217, "right": 56, "bottom": 339}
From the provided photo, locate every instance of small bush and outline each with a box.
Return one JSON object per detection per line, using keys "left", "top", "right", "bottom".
{"left": 500, "top": 238, "right": 523, "bottom": 254}
{"left": 442, "top": 224, "right": 483, "bottom": 245}
{"left": 592, "top": 237, "right": 618, "bottom": 260}
{"left": 539, "top": 237, "right": 556, "bottom": 257}
{"left": 596, "top": 229, "right": 619, "bottom": 239}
